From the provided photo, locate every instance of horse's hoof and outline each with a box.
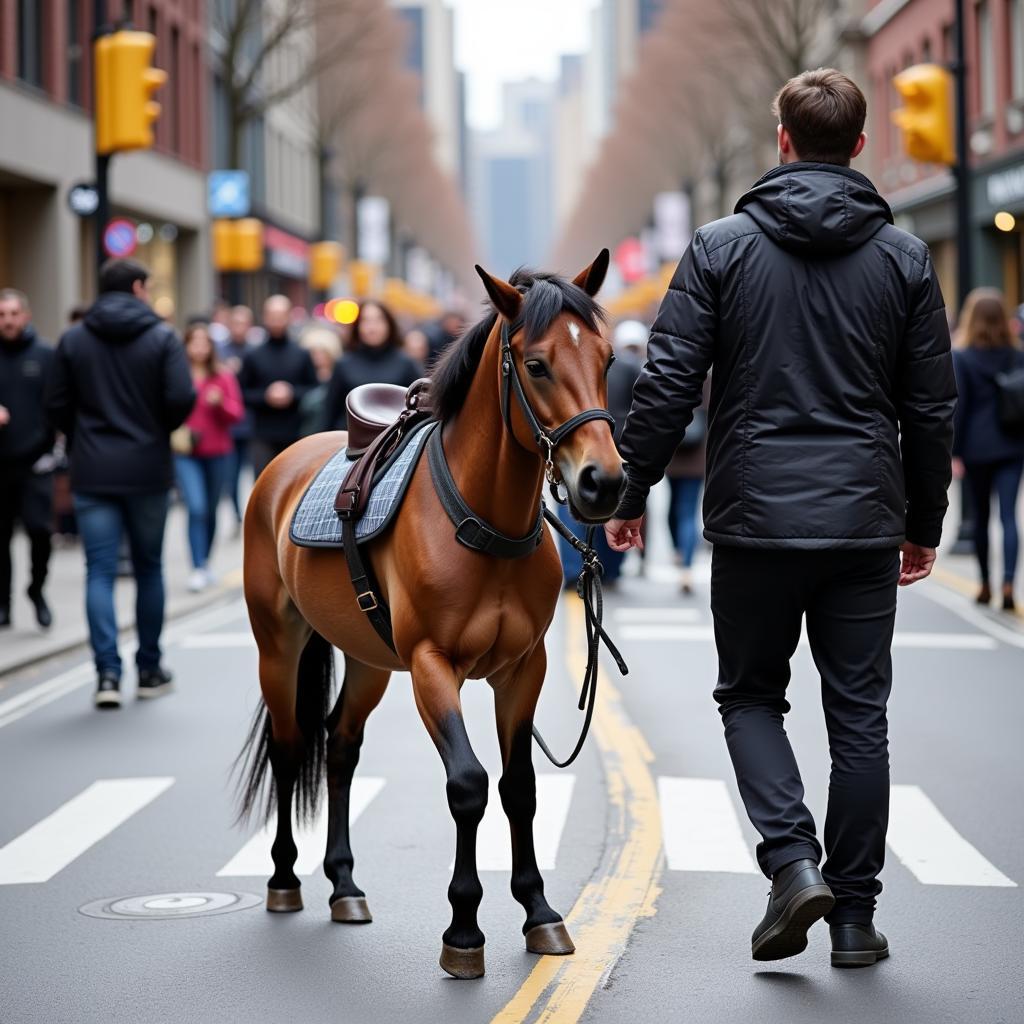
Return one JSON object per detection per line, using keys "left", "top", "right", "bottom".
{"left": 266, "top": 887, "right": 303, "bottom": 912}
{"left": 331, "top": 896, "right": 372, "bottom": 924}
{"left": 525, "top": 921, "right": 575, "bottom": 955}
{"left": 439, "top": 943, "right": 485, "bottom": 979}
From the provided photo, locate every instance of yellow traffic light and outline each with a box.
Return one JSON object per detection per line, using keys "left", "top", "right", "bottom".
{"left": 349, "top": 260, "right": 375, "bottom": 298}
{"left": 309, "top": 241, "right": 345, "bottom": 290}
{"left": 212, "top": 219, "right": 264, "bottom": 272}
{"left": 95, "top": 31, "right": 167, "bottom": 155}
{"left": 892, "top": 63, "right": 954, "bottom": 165}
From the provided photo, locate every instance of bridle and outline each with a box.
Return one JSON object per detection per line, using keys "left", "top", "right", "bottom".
{"left": 499, "top": 319, "right": 616, "bottom": 501}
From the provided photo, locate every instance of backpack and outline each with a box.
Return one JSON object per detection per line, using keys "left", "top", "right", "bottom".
{"left": 995, "top": 351, "right": 1024, "bottom": 438}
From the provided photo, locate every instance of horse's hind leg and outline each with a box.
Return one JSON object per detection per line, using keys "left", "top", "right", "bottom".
{"left": 411, "top": 649, "right": 488, "bottom": 979}
{"left": 493, "top": 646, "right": 575, "bottom": 956}
{"left": 324, "top": 658, "right": 390, "bottom": 923}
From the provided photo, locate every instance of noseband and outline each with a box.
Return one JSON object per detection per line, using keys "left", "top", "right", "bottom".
{"left": 499, "top": 320, "right": 616, "bottom": 497}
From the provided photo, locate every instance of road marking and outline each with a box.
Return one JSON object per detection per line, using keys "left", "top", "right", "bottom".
{"left": 613, "top": 607, "right": 701, "bottom": 623}
{"left": 0, "top": 778, "right": 174, "bottom": 885}
{"left": 0, "top": 600, "right": 247, "bottom": 730}
{"left": 492, "top": 597, "right": 662, "bottom": 1024}
{"left": 180, "top": 632, "right": 255, "bottom": 649}
{"left": 887, "top": 784, "right": 1016, "bottom": 887}
{"left": 620, "top": 624, "right": 995, "bottom": 650}
{"left": 658, "top": 777, "right": 758, "bottom": 874}
{"left": 216, "top": 776, "right": 385, "bottom": 877}
{"left": 919, "top": 579, "right": 1024, "bottom": 649}
{"left": 464, "top": 775, "right": 575, "bottom": 871}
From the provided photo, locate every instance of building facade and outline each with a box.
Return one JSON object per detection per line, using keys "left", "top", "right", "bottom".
{"left": 863, "top": 0, "right": 1024, "bottom": 309}
{"left": 0, "top": 0, "right": 212, "bottom": 338}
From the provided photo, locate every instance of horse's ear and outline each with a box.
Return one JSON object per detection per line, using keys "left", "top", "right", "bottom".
{"left": 572, "top": 248, "right": 611, "bottom": 296}
{"left": 475, "top": 265, "right": 522, "bottom": 321}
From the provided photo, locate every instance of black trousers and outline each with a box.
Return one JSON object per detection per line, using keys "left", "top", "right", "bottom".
{"left": 711, "top": 545, "right": 898, "bottom": 925}
{"left": 0, "top": 465, "right": 53, "bottom": 609}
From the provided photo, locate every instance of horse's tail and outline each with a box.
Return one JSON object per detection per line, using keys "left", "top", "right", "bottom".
{"left": 234, "top": 631, "right": 335, "bottom": 826}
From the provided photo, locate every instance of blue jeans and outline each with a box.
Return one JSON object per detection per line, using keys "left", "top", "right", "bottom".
{"left": 175, "top": 454, "right": 229, "bottom": 569}
{"left": 224, "top": 437, "right": 249, "bottom": 523}
{"left": 669, "top": 476, "right": 703, "bottom": 568}
{"left": 556, "top": 502, "right": 625, "bottom": 585}
{"left": 965, "top": 458, "right": 1024, "bottom": 585}
{"left": 73, "top": 491, "right": 169, "bottom": 678}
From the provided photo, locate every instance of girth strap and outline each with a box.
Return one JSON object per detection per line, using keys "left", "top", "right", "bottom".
{"left": 427, "top": 422, "right": 544, "bottom": 559}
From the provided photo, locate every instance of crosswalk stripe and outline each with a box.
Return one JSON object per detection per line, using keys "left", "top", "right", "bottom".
{"left": 461, "top": 774, "right": 576, "bottom": 871}
{"left": 613, "top": 607, "right": 701, "bottom": 624}
{"left": 658, "top": 777, "right": 758, "bottom": 874}
{"left": 216, "top": 776, "right": 385, "bottom": 878}
{"left": 621, "top": 624, "right": 996, "bottom": 650}
{"left": 0, "top": 778, "right": 174, "bottom": 885}
{"left": 886, "top": 784, "right": 1017, "bottom": 887}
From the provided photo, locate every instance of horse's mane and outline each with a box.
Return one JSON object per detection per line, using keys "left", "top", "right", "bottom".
{"left": 430, "top": 268, "right": 605, "bottom": 423}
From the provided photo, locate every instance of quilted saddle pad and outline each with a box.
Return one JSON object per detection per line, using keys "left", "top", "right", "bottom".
{"left": 289, "top": 419, "right": 435, "bottom": 548}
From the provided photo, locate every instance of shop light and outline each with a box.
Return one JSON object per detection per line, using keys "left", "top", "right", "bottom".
{"left": 332, "top": 299, "right": 360, "bottom": 325}
{"left": 995, "top": 211, "right": 1017, "bottom": 232}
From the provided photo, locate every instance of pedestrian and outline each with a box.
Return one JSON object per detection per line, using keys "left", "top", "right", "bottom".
{"left": 665, "top": 379, "right": 709, "bottom": 595}
{"left": 217, "top": 305, "right": 256, "bottom": 526}
{"left": 237, "top": 294, "right": 318, "bottom": 478}
{"left": 45, "top": 258, "right": 195, "bottom": 709}
{"left": 403, "top": 327, "right": 431, "bottom": 369}
{"left": 298, "top": 324, "right": 342, "bottom": 435}
{"left": 952, "top": 288, "right": 1024, "bottom": 611}
{"left": 173, "top": 322, "right": 244, "bottom": 592}
{"left": 606, "top": 69, "right": 956, "bottom": 967}
{"left": 555, "top": 319, "right": 643, "bottom": 588}
{"left": 425, "top": 309, "right": 466, "bottom": 367}
{"left": 322, "top": 300, "right": 421, "bottom": 430}
{"left": 0, "top": 288, "right": 56, "bottom": 629}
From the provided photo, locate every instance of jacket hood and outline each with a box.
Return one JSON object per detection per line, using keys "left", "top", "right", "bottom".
{"left": 84, "top": 291, "right": 163, "bottom": 342}
{"left": 735, "top": 163, "right": 893, "bottom": 258}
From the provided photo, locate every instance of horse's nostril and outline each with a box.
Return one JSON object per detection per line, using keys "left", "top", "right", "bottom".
{"left": 577, "top": 464, "right": 601, "bottom": 503}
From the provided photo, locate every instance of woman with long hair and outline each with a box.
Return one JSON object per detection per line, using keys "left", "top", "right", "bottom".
{"left": 174, "top": 322, "right": 243, "bottom": 592}
{"left": 322, "top": 299, "right": 422, "bottom": 429}
{"left": 952, "top": 288, "right": 1024, "bottom": 611}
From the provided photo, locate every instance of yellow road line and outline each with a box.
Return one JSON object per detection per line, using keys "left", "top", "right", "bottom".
{"left": 492, "top": 597, "right": 663, "bottom": 1024}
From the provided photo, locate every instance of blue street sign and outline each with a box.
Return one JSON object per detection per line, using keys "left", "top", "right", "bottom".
{"left": 208, "top": 171, "right": 251, "bottom": 218}
{"left": 103, "top": 218, "right": 138, "bottom": 258}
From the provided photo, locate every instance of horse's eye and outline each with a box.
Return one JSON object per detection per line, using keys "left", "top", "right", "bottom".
{"left": 525, "top": 360, "right": 549, "bottom": 379}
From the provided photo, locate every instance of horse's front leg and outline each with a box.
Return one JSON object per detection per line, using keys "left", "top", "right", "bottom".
{"left": 410, "top": 647, "right": 489, "bottom": 979}
{"left": 492, "top": 645, "right": 575, "bottom": 956}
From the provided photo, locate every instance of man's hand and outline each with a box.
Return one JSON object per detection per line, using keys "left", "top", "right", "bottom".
{"left": 264, "top": 381, "right": 294, "bottom": 408}
{"left": 0, "top": 404, "right": 9, "bottom": 427}
{"left": 205, "top": 385, "right": 224, "bottom": 406}
{"left": 899, "top": 542, "right": 936, "bottom": 586}
{"left": 604, "top": 516, "right": 645, "bottom": 553}
{"left": 952, "top": 456, "right": 965, "bottom": 480}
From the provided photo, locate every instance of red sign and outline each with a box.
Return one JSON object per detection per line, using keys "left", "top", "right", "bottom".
{"left": 615, "top": 237, "right": 646, "bottom": 284}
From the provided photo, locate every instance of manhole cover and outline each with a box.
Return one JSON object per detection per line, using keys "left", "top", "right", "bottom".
{"left": 79, "top": 891, "right": 262, "bottom": 920}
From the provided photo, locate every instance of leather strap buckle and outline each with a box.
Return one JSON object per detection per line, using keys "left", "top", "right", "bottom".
{"left": 455, "top": 517, "right": 487, "bottom": 552}
{"left": 356, "top": 590, "right": 379, "bottom": 612}
{"left": 335, "top": 486, "right": 360, "bottom": 519}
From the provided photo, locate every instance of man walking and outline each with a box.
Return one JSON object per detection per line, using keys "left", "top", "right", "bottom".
{"left": 237, "top": 294, "right": 317, "bottom": 478}
{"left": 606, "top": 69, "right": 956, "bottom": 967}
{"left": 46, "top": 259, "right": 195, "bottom": 708}
{"left": 0, "top": 289, "right": 55, "bottom": 629}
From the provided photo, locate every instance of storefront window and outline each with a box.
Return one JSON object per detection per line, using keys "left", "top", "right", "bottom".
{"left": 1012, "top": 0, "right": 1024, "bottom": 102}
{"left": 17, "top": 0, "right": 44, "bottom": 87}
{"left": 978, "top": 0, "right": 996, "bottom": 117}
{"left": 67, "top": 0, "right": 83, "bottom": 107}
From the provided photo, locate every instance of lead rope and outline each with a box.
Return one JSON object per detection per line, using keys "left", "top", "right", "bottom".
{"left": 531, "top": 508, "right": 629, "bottom": 768}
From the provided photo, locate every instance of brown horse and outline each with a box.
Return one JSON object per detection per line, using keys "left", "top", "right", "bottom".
{"left": 236, "top": 254, "right": 624, "bottom": 979}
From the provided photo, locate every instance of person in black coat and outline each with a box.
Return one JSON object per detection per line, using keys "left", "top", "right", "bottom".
{"left": 237, "top": 294, "right": 318, "bottom": 477}
{"left": 606, "top": 70, "right": 957, "bottom": 966}
{"left": 46, "top": 259, "right": 195, "bottom": 707}
{"left": 952, "top": 288, "right": 1024, "bottom": 610}
{"left": 322, "top": 300, "right": 421, "bottom": 430}
{"left": 0, "top": 289, "right": 55, "bottom": 628}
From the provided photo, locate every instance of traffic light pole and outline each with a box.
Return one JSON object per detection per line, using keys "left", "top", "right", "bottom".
{"left": 953, "top": 0, "right": 972, "bottom": 307}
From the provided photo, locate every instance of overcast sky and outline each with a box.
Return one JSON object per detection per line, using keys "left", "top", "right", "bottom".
{"left": 447, "top": 0, "right": 597, "bottom": 130}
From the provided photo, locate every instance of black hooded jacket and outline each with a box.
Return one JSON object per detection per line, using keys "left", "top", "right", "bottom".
{"left": 45, "top": 291, "right": 195, "bottom": 495}
{"left": 0, "top": 325, "right": 55, "bottom": 465}
{"left": 617, "top": 162, "right": 957, "bottom": 549}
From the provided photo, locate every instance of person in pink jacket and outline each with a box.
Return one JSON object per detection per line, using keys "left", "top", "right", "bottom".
{"left": 173, "top": 322, "right": 243, "bottom": 591}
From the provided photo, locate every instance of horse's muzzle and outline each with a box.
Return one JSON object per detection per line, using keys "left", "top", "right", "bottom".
{"left": 568, "top": 462, "right": 626, "bottom": 523}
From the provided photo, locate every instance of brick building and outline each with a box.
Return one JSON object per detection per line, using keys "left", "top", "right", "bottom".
{"left": 862, "top": 0, "right": 1024, "bottom": 310}
{"left": 0, "top": 0, "right": 212, "bottom": 338}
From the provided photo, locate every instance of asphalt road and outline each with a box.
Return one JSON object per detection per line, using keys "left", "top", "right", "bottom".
{"left": 1, "top": 555, "right": 1022, "bottom": 1024}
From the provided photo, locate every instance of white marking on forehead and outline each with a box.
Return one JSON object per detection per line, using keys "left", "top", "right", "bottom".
{"left": 567, "top": 321, "right": 581, "bottom": 346}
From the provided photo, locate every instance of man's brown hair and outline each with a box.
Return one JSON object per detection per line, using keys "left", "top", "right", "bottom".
{"left": 772, "top": 68, "right": 867, "bottom": 166}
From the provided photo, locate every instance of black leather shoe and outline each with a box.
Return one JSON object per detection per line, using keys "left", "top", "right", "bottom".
{"left": 831, "top": 923, "right": 889, "bottom": 967}
{"left": 137, "top": 666, "right": 174, "bottom": 699}
{"left": 752, "top": 858, "right": 835, "bottom": 961}
{"left": 27, "top": 588, "right": 52, "bottom": 629}
{"left": 94, "top": 672, "right": 122, "bottom": 709}
{"left": 0, "top": 606, "right": 10, "bottom": 628}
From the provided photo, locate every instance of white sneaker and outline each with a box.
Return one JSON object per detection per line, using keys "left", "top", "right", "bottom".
{"left": 187, "top": 568, "right": 209, "bottom": 593}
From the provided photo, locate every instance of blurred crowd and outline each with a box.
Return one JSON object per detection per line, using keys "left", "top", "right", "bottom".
{"left": 1, "top": 257, "right": 1023, "bottom": 703}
